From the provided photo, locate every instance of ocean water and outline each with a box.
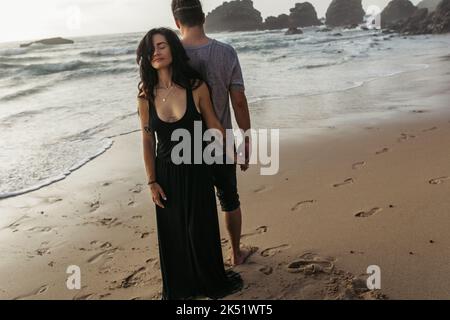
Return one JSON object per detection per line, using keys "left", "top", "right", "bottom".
{"left": 0, "top": 27, "right": 449, "bottom": 199}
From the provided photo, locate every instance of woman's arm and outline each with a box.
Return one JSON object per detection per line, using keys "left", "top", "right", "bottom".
{"left": 197, "top": 82, "right": 225, "bottom": 136}
{"left": 197, "top": 82, "right": 236, "bottom": 164}
{"left": 137, "top": 97, "right": 166, "bottom": 208}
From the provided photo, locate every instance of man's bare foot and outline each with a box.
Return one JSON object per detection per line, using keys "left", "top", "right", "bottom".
{"left": 229, "top": 246, "right": 257, "bottom": 266}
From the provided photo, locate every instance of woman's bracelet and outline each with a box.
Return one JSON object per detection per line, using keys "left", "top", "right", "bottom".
{"left": 147, "top": 180, "right": 157, "bottom": 186}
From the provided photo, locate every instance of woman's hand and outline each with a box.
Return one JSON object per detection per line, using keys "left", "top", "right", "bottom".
{"left": 150, "top": 182, "right": 167, "bottom": 208}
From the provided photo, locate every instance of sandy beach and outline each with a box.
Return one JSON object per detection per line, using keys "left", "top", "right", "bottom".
{"left": 1, "top": 52, "right": 450, "bottom": 300}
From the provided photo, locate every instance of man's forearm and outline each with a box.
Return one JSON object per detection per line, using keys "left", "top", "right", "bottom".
{"left": 232, "top": 95, "right": 251, "bottom": 132}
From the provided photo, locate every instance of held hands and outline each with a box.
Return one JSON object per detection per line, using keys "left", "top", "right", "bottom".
{"left": 150, "top": 182, "right": 167, "bottom": 208}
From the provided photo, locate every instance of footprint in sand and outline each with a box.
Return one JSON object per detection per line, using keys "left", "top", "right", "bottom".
{"left": 27, "top": 226, "right": 53, "bottom": 233}
{"left": 422, "top": 126, "right": 437, "bottom": 132}
{"left": 333, "top": 178, "right": 354, "bottom": 188}
{"left": 88, "top": 200, "right": 100, "bottom": 213}
{"left": 375, "top": 147, "right": 389, "bottom": 155}
{"left": 286, "top": 252, "right": 335, "bottom": 275}
{"left": 241, "top": 226, "right": 268, "bottom": 239}
{"left": 98, "top": 217, "right": 121, "bottom": 227}
{"left": 2, "top": 214, "right": 29, "bottom": 231}
{"left": 261, "top": 244, "right": 291, "bottom": 257}
{"left": 352, "top": 161, "right": 365, "bottom": 170}
{"left": 428, "top": 176, "right": 450, "bottom": 185}
{"left": 13, "top": 285, "right": 48, "bottom": 300}
{"left": 253, "top": 185, "right": 271, "bottom": 193}
{"left": 35, "top": 247, "right": 51, "bottom": 256}
{"left": 144, "top": 257, "right": 160, "bottom": 272}
{"left": 118, "top": 266, "right": 156, "bottom": 289}
{"left": 87, "top": 248, "right": 118, "bottom": 264}
{"left": 355, "top": 207, "right": 382, "bottom": 218}
{"left": 74, "top": 293, "right": 95, "bottom": 300}
{"left": 99, "top": 293, "right": 111, "bottom": 299}
{"left": 397, "top": 133, "right": 416, "bottom": 143}
{"left": 291, "top": 200, "right": 316, "bottom": 211}
{"left": 45, "top": 197, "right": 63, "bottom": 204}
{"left": 98, "top": 241, "right": 112, "bottom": 249}
{"left": 30, "top": 285, "right": 48, "bottom": 294}
{"left": 140, "top": 232, "right": 150, "bottom": 239}
{"left": 258, "top": 265, "right": 273, "bottom": 275}
{"left": 282, "top": 253, "right": 387, "bottom": 299}
{"left": 145, "top": 257, "right": 157, "bottom": 264}
{"left": 129, "top": 184, "right": 143, "bottom": 194}
{"left": 120, "top": 267, "right": 146, "bottom": 288}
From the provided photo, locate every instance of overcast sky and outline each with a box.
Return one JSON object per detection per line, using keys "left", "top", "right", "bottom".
{"left": 0, "top": 0, "right": 422, "bottom": 43}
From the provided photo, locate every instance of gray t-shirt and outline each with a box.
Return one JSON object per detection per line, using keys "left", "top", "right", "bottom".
{"left": 183, "top": 38, "right": 245, "bottom": 129}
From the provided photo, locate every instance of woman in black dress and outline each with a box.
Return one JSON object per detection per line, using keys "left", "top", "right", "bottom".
{"left": 136, "top": 28, "right": 242, "bottom": 300}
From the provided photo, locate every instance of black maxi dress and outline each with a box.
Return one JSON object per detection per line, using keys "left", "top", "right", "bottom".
{"left": 147, "top": 85, "right": 243, "bottom": 300}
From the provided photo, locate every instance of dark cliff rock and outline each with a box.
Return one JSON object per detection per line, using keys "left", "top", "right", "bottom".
{"left": 205, "top": 0, "right": 263, "bottom": 32}
{"left": 325, "top": 0, "right": 365, "bottom": 27}
{"left": 288, "top": 2, "right": 322, "bottom": 27}
{"left": 380, "top": 0, "right": 418, "bottom": 28}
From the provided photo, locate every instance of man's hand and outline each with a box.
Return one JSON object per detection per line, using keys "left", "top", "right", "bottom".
{"left": 239, "top": 139, "right": 250, "bottom": 171}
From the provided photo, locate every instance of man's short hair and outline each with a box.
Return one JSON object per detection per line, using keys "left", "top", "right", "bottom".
{"left": 171, "top": 0, "right": 205, "bottom": 27}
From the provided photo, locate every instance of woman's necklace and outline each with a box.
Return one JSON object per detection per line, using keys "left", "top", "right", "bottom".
{"left": 156, "top": 83, "right": 174, "bottom": 102}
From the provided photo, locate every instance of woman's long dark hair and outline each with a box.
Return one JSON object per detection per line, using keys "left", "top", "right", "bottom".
{"left": 136, "top": 27, "right": 204, "bottom": 102}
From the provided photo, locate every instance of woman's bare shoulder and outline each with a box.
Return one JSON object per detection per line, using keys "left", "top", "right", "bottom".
{"left": 193, "top": 80, "right": 210, "bottom": 97}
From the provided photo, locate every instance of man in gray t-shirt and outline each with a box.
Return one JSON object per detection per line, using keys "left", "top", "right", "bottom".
{"left": 183, "top": 38, "right": 245, "bottom": 130}
{"left": 172, "top": 0, "right": 253, "bottom": 266}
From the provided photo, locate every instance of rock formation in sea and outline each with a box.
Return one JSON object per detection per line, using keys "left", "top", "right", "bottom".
{"left": 325, "top": 0, "right": 365, "bottom": 27}
{"left": 285, "top": 27, "right": 304, "bottom": 35}
{"left": 386, "top": 0, "right": 450, "bottom": 35}
{"left": 288, "top": 2, "right": 322, "bottom": 27}
{"left": 205, "top": 0, "right": 263, "bottom": 32}
{"left": 264, "top": 14, "right": 290, "bottom": 30}
{"left": 430, "top": 0, "right": 450, "bottom": 33}
{"left": 380, "top": 0, "right": 418, "bottom": 28}
{"left": 20, "top": 37, "right": 74, "bottom": 48}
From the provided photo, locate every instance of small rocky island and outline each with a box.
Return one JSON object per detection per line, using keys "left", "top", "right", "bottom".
{"left": 204, "top": 0, "right": 263, "bottom": 32}
{"left": 20, "top": 37, "right": 74, "bottom": 48}
{"left": 325, "top": 0, "right": 365, "bottom": 27}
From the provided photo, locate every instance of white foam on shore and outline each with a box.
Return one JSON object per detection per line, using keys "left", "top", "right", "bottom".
{"left": 0, "top": 139, "right": 114, "bottom": 200}
{"left": 0, "top": 127, "right": 146, "bottom": 200}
